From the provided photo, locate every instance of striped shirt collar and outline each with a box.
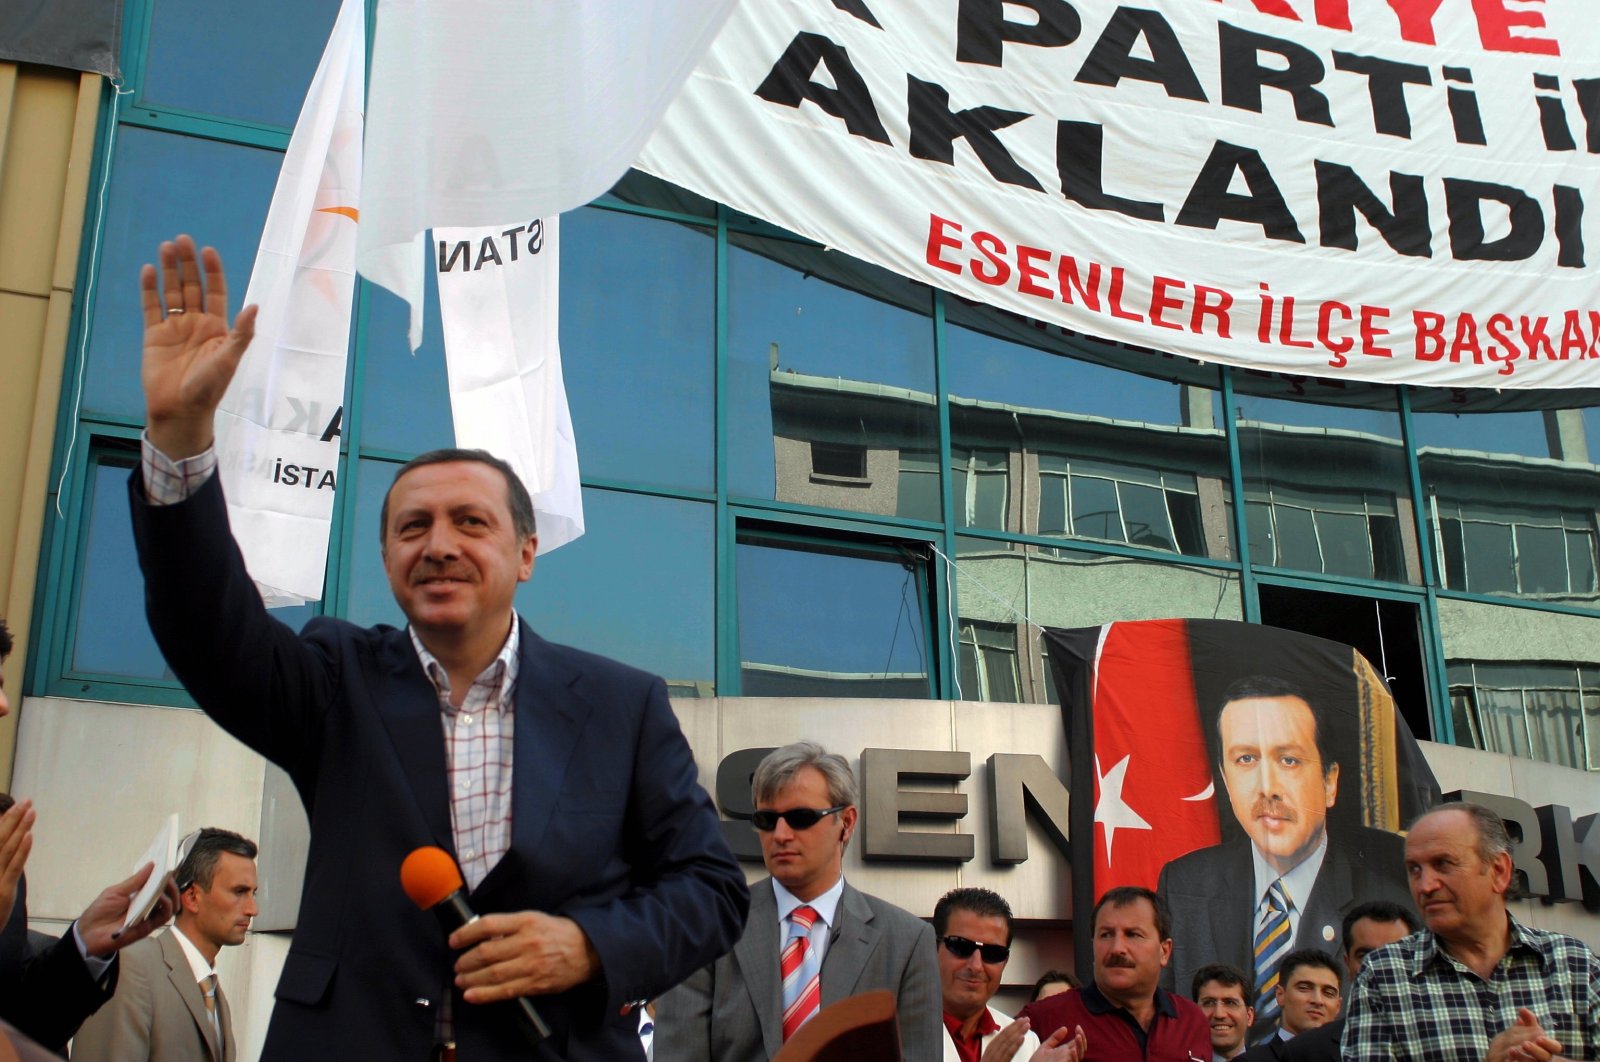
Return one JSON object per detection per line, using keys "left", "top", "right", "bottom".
{"left": 408, "top": 618, "right": 521, "bottom": 714}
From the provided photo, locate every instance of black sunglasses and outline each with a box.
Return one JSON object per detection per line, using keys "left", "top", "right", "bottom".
{"left": 941, "top": 934, "right": 1010, "bottom": 964}
{"left": 750, "top": 805, "right": 848, "bottom": 832}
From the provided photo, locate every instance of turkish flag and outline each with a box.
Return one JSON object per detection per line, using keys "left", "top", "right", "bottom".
{"left": 1080, "top": 620, "right": 1220, "bottom": 895}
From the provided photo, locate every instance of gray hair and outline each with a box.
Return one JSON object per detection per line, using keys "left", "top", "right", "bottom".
{"left": 752, "top": 741, "right": 858, "bottom": 808}
{"left": 1443, "top": 801, "right": 1514, "bottom": 864}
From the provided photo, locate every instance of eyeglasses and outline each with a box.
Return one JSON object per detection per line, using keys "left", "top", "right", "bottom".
{"left": 940, "top": 934, "right": 1010, "bottom": 964}
{"left": 750, "top": 805, "right": 848, "bottom": 832}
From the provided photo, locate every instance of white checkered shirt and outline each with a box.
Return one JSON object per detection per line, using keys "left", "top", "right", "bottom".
{"left": 141, "top": 435, "right": 520, "bottom": 892}
{"left": 410, "top": 624, "right": 518, "bottom": 892}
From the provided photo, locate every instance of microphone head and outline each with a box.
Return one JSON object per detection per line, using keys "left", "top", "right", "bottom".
{"left": 401, "top": 846, "right": 465, "bottom": 910}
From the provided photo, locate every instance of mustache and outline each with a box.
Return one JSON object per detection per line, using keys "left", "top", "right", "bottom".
{"left": 413, "top": 563, "right": 472, "bottom": 582}
{"left": 1101, "top": 954, "right": 1138, "bottom": 969}
{"left": 1251, "top": 796, "right": 1296, "bottom": 819}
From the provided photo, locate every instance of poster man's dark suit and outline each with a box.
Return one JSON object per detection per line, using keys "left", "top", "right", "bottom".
{"left": 129, "top": 471, "right": 749, "bottom": 1060}
{"left": 654, "top": 876, "right": 942, "bottom": 1062}
{"left": 70, "top": 930, "right": 234, "bottom": 1061}
{"left": 1157, "top": 826, "right": 1411, "bottom": 1040}
{"left": 0, "top": 875, "right": 116, "bottom": 1053}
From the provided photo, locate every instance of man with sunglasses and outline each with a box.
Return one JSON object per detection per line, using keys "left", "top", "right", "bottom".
{"left": 936, "top": 888, "right": 1039, "bottom": 1062}
{"left": 657, "top": 742, "right": 941, "bottom": 1061}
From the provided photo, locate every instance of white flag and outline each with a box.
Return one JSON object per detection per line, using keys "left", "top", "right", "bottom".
{"left": 434, "top": 218, "right": 584, "bottom": 554}
{"left": 357, "top": 0, "right": 736, "bottom": 349}
{"left": 217, "top": 0, "right": 364, "bottom": 606}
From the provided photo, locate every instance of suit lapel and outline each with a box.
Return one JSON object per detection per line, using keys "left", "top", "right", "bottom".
{"left": 736, "top": 879, "right": 784, "bottom": 1058}
{"left": 1214, "top": 840, "right": 1255, "bottom": 970}
{"left": 475, "top": 624, "right": 588, "bottom": 900}
{"left": 1296, "top": 838, "right": 1351, "bottom": 952}
{"left": 373, "top": 631, "right": 454, "bottom": 849}
{"left": 217, "top": 976, "right": 234, "bottom": 1062}
{"left": 160, "top": 931, "right": 221, "bottom": 1062}
{"left": 819, "top": 881, "right": 878, "bottom": 1005}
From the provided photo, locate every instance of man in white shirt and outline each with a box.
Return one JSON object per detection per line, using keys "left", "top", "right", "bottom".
{"left": 936, "top": 887, "right": 1041, "bottom": 1062}
{"left": 73, "top": 829, "right": 258, "bottom": 1061}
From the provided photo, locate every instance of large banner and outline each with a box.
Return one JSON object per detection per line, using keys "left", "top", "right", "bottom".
{"left": 639, "top": 0, "right": 1600, "bottom": 389}
{"left": 1047, "top": 619, "right": 1438, "bottom": 1031}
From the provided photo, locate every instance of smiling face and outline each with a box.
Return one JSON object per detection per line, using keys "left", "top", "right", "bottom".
{"left": 1276, "top": 961, "right": 1341, "bottom": 1036}
{"left": 1218, "top": 695, "right": 1338, "bottom": 875}
{"left": 1404, "top": 808, "right": 1512, "bottom": 944}
{"left": 938, "top": 908, "right": 1010, "bottom": 1021}
{"left": 1091, "top": 897, "right": 1171, "bottom": 1008}
{"left": 1196, "top": 979, "right": 1253, "bottom": 1057}
{"left": 382, "top": 461, "right": 535, "bottom": 650}
{"left": 756, "top": 766, "right": 855, "bottom": 902}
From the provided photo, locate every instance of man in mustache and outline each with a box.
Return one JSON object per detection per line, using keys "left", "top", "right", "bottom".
{"left": 1157, "top": 676, "right": 1414, "bottom": 1043}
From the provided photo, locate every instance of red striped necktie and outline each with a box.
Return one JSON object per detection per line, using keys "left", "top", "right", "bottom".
{"left": 780, "top": 904, "right": 822, "bottom": 1041}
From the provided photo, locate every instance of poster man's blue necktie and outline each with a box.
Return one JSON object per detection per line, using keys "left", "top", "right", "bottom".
{"left": 1253, "top": 878, "right": 1292, "bottom": 1025}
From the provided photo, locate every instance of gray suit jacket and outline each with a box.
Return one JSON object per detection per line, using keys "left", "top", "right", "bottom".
{"left": 655, "top": 877, "right": 940, "bottom": 1061}
{"left": 70, "top": 930, "right": 234, "bottom": 1062}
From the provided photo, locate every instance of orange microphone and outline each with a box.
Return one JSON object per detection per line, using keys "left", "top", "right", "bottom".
{"left": 400, "top": 846, "right": 550, "bottom": 1043}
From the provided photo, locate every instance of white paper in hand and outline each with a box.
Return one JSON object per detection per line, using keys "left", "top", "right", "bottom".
{"left": 123, "top": 812, "right": 179, "bottom": 930}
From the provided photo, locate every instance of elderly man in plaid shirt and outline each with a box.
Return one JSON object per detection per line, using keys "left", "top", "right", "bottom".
{"left": 1342, "top": 802, "right": 1599, "bottom": 1061}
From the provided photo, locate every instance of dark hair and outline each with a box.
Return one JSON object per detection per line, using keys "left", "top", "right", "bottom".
{"left": 1216, "top": 674, "right": 1336, "bottom": 774}
{"left": 0, "top": 793, "right": 12, "bottom": 815}
{"left": 933, "top": 887, "right": 1014, "bottom": 944}
{"left": 176, "top": 828, "right": 258, "bottom": 892}
{"left": 379, "top": 448, "right": 536, "bottom": 544}
{"left": 1031, "top": 970, "right": 1079, "bottom": 999}
{"left": 1191, "top": 962, "right": 1250, "bottom": 1001}
{"left": 1340, "top": 900, "right": 1420, "bottom": 952}
{"left": 1091, "top": 885, "right": 1171, "bottom": 941}
{"left": 1279, "top": 948, "right": 1343, "bottom": 987}
{"left": 0, "top": 618, "right": 11, "bottom": 661}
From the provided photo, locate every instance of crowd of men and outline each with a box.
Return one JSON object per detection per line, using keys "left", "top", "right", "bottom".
{"left": 0, "top": 237, "right": 1595, "bottom": 1060}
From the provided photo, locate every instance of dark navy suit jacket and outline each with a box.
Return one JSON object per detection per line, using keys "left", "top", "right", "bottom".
{"left": 131, "top": 471, "right": 748, "bottom": 1060}
{"left": 0, "top": 875, "right": 115, "bottom": 1053}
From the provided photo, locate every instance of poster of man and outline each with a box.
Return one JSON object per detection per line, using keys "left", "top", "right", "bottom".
{"left": 1046, "top": 619, "right": 1435, "bottom": 1042}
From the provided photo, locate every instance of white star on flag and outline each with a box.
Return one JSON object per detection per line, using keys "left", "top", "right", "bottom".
{"left": 1094, "top": 753, "right": 1152, "bottom": 864}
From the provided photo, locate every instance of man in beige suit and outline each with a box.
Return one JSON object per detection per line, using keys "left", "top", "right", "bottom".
{"left": 73, "top": 829, "right": 258, "bottom": 1061}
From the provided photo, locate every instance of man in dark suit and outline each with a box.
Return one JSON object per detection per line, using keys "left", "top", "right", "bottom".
{"left": 654, "top": 742, "right": 942, "bottom": 1061}
{"left": 1156, "top": 676, "right": 1414, "bottom": 1042}
{"left": 1235, "top": 950, "right": 1341, "bottom": 1060}
{"left": 128, "top": 236, "right": 749, "bottom": 1060}
{"left": 0, "top": 621, "right": 181, "bottom": 1055}
{"left": 1278, "top": 901, "right": 1417, "bottom": 1062}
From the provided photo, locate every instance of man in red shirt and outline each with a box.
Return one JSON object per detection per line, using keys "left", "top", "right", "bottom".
{"left": 1018, "top": 887, "right": 1210, "bottom": 1061}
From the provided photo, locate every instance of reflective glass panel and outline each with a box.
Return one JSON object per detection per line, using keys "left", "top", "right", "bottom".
{"left": 952, "top": 537, "right": 1241, "bottom": 702}
{"left": 344, "top": 461, "right": 714, "bottom": 693}
{"left": 1414, "top": 409, "right": 1600, "bottom": 605}
{"left": 1234, "top": 388, "right": 1416, "bottom": 583}
{"left": 142, "top": 0, "right": 337, "bottom": 127}
{"left": 360, "top": 208, "right": 715, "bottom": 492}
{"left": 1437, "top": 598, "right": 1600, "bottom": 768}
{"left": 82, "top": 128, "right": 281, "bottom": 420}
{"left": 736, "top": 533, "right": 931, "bottom": 698}
{"left": 946, "top": 325, "right": 1231, "bottom": 557}
{"left": 728, "top": 237, "right": 937, "bottom": 519}
{"left": 71, "top": 452, "right": 311, "bottom": 681}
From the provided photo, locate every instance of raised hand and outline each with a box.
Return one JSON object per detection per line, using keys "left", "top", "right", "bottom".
{"left": 140, "top": 234, "right": 258, "bottom": 460}
{"left": 0, "top": 799, "right": 35, "bottom": 929}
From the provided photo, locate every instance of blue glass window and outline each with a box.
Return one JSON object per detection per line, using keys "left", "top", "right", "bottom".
{"left": 81, "top": 128, "right": 281, "bottom": 420}
{"left": 728, "top": 237, "right": 937, "bottom": 519}
{"left": 736, "top": 533, "right": 932, "bottom": 698}
{"left": 141, "top": 0, "right": 338, "bottom": 128}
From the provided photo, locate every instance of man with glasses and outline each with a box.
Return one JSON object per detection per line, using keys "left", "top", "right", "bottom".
{"left": 935, "top": 887, "right": 1040, "bottom": 1062}
{"left": 657, "top": 742, "right": 941, "bottom": 1061}
{"left": 1191, "top": 964, "right": 1253, "bottom": 1060}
